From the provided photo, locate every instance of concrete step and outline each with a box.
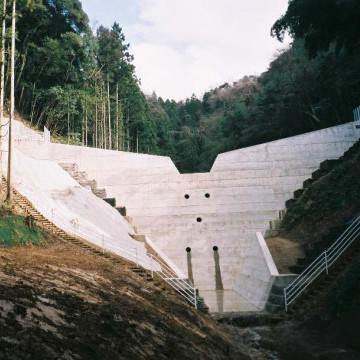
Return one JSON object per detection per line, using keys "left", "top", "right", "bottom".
{"left": 265, "top": 302, "right": 284, "bottom": 313}
{"left": 285, "top": 198, "right": 297, "bottom": 209}
{"left": 293, "top": 188, "right": 304, "bottom": 199}
{"left": 267, "top": 292, "right": 284, "bottom": 306}
{"left": 103, "top": 198, "right": 116, "bottom": 207}
{"left": 270, "top": 285, "right": 285, "bottom": 296}
{"left": 59, "top": 162, "right": 78, "bottom": 172}
{"left": 311, "top": 169, "right": 326, "bottom": 180}
{"left": 93, "top": 188, "right": 107, "bottom": 198}
{"left": 319, "top": 159, "right": 339, "bottom": 171}
{"left": 303, "top": 178, "right": 315, "bottom": 188}
{"left": 116, "top": 207, "right": 127, "bottom": 216}
{"left": 269, "top": 219, "right": 282, "bottom": 230}
{"left": 130, "top": 234, "right": 146, "bottom": 242}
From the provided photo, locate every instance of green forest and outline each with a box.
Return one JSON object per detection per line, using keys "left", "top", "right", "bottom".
{"left": 3, "top": 0, "right": 360, "bottom": 173}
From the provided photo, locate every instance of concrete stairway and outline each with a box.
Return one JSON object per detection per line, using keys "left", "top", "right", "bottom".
{"left": 59, "top": 162, "right": 126, "bottom": 216}
{"left": 287, "top": 241, "right": 360, "bottom": 314}
{"left": 269, "top": 213, "right": 360, "bottom": 313}
{"left": 265, "top": 275, "right": 297, "bottom": 313}
{"left": 289, "top": 223, "right": 350, "bottom": 274}
{"left": 265, "top": 139, "right": 360, "bottom": 238}
{"left": 59, "top": 163, "right": 107, "bottom": 199}
{"left": 266, "top": 237, "right": 360, "bottom": 313}
{"left": 285, "top": 139, "right": 360, "bottom": 211}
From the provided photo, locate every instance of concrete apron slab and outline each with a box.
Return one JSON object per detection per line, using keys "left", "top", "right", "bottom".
{"left": 199, "top": 290, "right": 261, "bottom": 313}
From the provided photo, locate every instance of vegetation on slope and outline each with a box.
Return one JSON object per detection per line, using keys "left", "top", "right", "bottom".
{"left": 0, "top": 237, "right": 275, "bottom": 360}
{"left": 0, "top": 212, "right": 48, "bottom": 247}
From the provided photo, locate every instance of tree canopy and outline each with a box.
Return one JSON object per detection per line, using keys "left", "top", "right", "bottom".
{"left": 0, "top": 0, "right": 358, "bottom": 173}
{"left": 271, "top": 0, "right": 360, "bottom": 56}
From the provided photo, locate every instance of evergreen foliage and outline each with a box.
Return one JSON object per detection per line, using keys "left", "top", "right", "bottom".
{"left": 0, "top": 0, "right": 358, "bottom": 173}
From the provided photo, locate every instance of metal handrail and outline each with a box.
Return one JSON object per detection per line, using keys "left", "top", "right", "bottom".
{"left": 284, "top": 213, "right": 360, "bottom": 311}
{"left": 353, "top": 105, "right": 360, "bottom": 121}
{"left": 11, "top": 182, "right": 197, "bottom": 308}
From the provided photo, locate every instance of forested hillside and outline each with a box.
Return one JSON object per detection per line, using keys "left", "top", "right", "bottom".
{"left": 146, "top": 0, "right": 360, "bottom": 172}
{"left": 10, "top": 0, "right": 152, "bottom": 152}
{"left": 3, "top": 0, "right": 360, "bottom": 173}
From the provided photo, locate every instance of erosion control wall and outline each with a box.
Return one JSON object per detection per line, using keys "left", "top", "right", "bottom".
{"left": 13, "top": 119, "right": 360, "bottom": 311}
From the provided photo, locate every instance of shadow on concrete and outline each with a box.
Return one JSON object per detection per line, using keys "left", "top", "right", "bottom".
{"left": 214, "top": 248, "right": 224, "bottom": 290}
{"left": 216, "top": 290, "right": 224, "bottom": 313}
{"left": 214, "top": 248, "right": 224, "bottom": 312}
{"left": 187, "top": 251, "right": 194, "bottom": 284}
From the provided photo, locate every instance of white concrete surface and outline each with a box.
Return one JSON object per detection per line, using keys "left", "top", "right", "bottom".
{"left": 1, "top": 119, "right": 155, "bottom": 270}
{"left": 9, "top": 117, "right": 360, "bottom": 311}
{"left": 199, "top": 290, "right": 261, "bottom": 313}
{"left": 234, "top": 232, "right": 279, "bottom": 309}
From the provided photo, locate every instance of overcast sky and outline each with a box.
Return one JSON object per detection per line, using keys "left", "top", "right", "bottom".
{"left": 81, "top": 0, "right": 290, "bottom": 101}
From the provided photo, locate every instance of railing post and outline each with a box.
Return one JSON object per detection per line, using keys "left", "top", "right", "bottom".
{"left": 194, "top": 288, "right": 197, "bottom": 309}
{"left": 102, "top": 235, "right": 105, "bottom": 253}
{"left": 135, "top": 248, "right": 138, "bottom": 267}
{"left": 324, "top": 250, "right": 329, "bottom": 275}
{"left": 51, "top": 208, "right": 54, "bottom": 223}
{"left": 284, "top": 288, "right": 288, "bottom": 312}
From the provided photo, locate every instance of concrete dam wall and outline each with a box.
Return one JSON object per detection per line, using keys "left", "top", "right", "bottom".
{"left": 14, "top": 119, "right": 360, "bottom": 312}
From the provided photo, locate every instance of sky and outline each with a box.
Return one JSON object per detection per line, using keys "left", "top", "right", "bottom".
{"left": 81, "top": 0, "right": 290, "bottom": 101}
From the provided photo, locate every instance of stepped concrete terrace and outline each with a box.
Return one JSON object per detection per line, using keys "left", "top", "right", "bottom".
{"left": 10, "top": 118, "right": 360, "bottom": 312}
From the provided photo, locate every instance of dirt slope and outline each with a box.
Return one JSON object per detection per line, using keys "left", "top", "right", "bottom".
{"left": 0, "top": 240, "right": 258, "bottom": 360}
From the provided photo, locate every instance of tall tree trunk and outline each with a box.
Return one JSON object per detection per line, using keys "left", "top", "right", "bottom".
{"left": 95, "top": 95, "right": 98, "bottom": 148}
{"left": 136, "top": 127, "right": 139, "bottom": 153}
{"left": 85, "top": 95, "right": 88, "bottom": 146}
{"left": 81, "top": 101, "right": 84, "bottom": 144}
{"left": 67, "top": 97, "right": 70, "bottom": 144}
{"left": 0, "top": 0, "right": 6, "bottom": 206}
{"left": 15, "top": 52, "right": 26, "bottom": 89}
{"left": 115, "top": 84, "right": 118, "bottom": 150}
{"left": 107, "top": 75, "right": 111, "bottom": 149}
{"left": 100, "top": 84, "right": 103, "bottom": 148}
{"left": 6, "top": 0, "right": 15, "bottom": 203}
{"left": 102, "top": 88, "right": 106, "bottom": 149}
{"left": 30, "top": 82, "right": 36, "bottom": 124}
{"left": 126, "top": 104, "right": 130, "bottom": 152}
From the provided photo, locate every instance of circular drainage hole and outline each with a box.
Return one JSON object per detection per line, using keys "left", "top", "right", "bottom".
{"left": 184, "top": 194, "right": 190, "bottom": 199}
{"left": 205, "top": 193, "right": 210, "bottom": 198}
{"left": 186, "top": 247, "right": 191, "bottom": 252}
{"left": 196, "top": 217, "right": 202, "bottom": 223}
{"left": 213, "top": 246, "right": 218, "bottom": 252}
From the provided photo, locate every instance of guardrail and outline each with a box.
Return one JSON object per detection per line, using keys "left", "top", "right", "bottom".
{"left": 284, "top": 213, "right": 360, "bottom": 311}
{"left": 11, "top": 182, "right": 197, "bottom": 308}
{"left": 354, "top": 106, "right": 360, "bottom": 121}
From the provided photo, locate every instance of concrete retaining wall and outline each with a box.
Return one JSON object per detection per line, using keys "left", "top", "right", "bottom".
{"left": 13, "top": 119, "right": 360, "bottom": 311}
{"left": 233, "top": 232, "right": 279, "bottom": 308}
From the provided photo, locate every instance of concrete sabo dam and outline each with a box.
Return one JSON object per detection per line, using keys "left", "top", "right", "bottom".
{"left": 6, "top": 118, "right": 360, "bottom": 312}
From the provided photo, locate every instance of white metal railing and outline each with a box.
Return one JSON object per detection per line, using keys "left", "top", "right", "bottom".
{"left": 354, "top": 106, "right": 360, "bottom": 121}
{"left": 11, "top": 183, "right": 197, "bottom": 308}
{"left": 284, "top": 213, "right": 360, "bottom": 311}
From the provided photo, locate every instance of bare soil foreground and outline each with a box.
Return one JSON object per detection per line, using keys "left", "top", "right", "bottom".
{"left": 0, "top": 240, "right": 278, "bottom": 360}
